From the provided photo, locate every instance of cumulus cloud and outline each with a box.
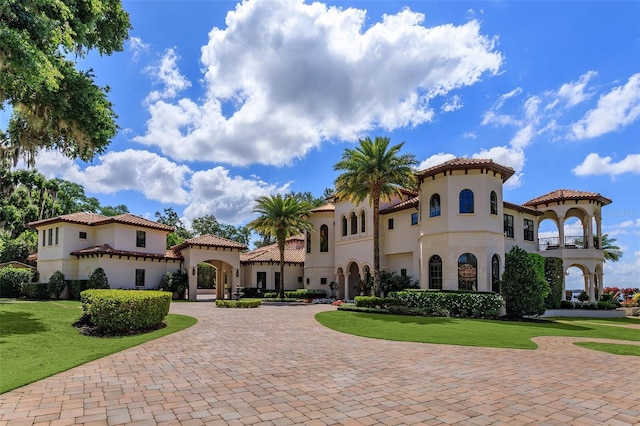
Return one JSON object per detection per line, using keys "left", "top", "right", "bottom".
{"left": 144, "top": 49, "right": 192, "bottom": 103}
{"left": 572, "top": 153, "right": 640, "bottom": 177}
{"left": 417, "top": 153, "right": 457, "bottom": 170}
{"left": 472, "top": 146, "right": 525, "bottom": 188}
{"left": 441, "top": 95, "right": 463, "bottom": 112}
{"left": 134, "top": 0, "right": 502, "bottom": 166}
{"left": 184, "top": 167, "right": 290, "bottom": 224}
{"left": 546, "top": 70, "right": 597, "bottom": 110}
{"left": 570, "top": 73, "right": 640, "bottom": 139}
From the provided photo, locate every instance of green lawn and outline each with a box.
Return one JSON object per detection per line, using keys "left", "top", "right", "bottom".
{"left": 0, "top": 299, "right": 197, "bottom": 394}
{"left": 315, "top": 310, "right": 640, "bottom": 355}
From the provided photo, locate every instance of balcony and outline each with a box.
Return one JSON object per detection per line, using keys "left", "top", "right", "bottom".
{"left": 539, "top": 236, "right": 599, "bottom": 252}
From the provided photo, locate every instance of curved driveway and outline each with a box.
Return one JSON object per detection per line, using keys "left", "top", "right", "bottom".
{"left": 1, "top": 303, "right": 639, "bottom": 425}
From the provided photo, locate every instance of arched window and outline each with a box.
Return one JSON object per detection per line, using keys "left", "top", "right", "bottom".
{"left": 350, "top": 212, "right": 357, "bottom": 235}
{"left": 429, "top": 194, "right": 441, "bottom": 217}
{"left": 459, "top": 189, "right": 474, "bottom": 214}
{"left": 491, "top": 254, "right": 500, "bottom": 293}
{"left": 458, "top": 253, "right": 477, "bottom": 291}
{"left": 360, "top": 211, "right": 366, "bottom": 233}
{"left": 490, "top": 191, "right": 498, "bottom": 215}
{"left": 341, "top": 215, "right": 347, "bottom": 237}
{"left": 320, "top": 225, "right": 329, "bottom": 252}
{"left": 306, "top": 230, "right": 311, "bottom": 254}
{"left": 428, "top": 255, "right": 443, "bottom": 289}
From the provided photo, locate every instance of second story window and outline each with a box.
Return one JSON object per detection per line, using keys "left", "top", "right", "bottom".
{"left": 411, "top": 212, "right": 418, "bottom": 225}
{"left": 490, "top": 191, "right": 498, "bottom": 215}
{"left": 459, "top": 189, "right": 474, "bottom": 214}
{"left": 320, "top": 225, "right": 328, "bottom": 252}
{"left": 79, "top": 231, "right": 87, "bottom": 239}
{"left": 504, "top": 214, "right": 514, "bottom": 238}
{"left": 341, "top": 216, "right": 347, "bottom": 237}
{"left": 136, "top": 230, "right": 146, "bottom": 248}
{"left": 429, "top": 194, "right": 441, "bottom": 217}
{"left": 350, "top": 212, "right": 357, "bottom": 235}
{"left": 48, "top": 228, "right": 53, "bottom": 246}
{"left": 360, "top": 211, "right": 366, "bottom": 233}
{"left": 388, "top": 218, "right": 394, "bottom": 230}
{"left": 524, "top": 219, "right": 534, "bottom": 241}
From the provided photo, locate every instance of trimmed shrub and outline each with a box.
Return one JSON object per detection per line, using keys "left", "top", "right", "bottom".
{"left": 391, "top": 291, "right": 503, "bottom": 318}
{"left": 0, "top": 267, "right": 34, "bottom": 297}
{"left": 354, "top": 296, "right": 403, "bottom": 309}
{"left": 284, "top": 289, "right": 327, "bottom": 299}
{"left": 48, "top": 271, "right": 66, "bottom": 299}
{"left": 337, "top": 304, "right": 390, "bottom": 314}
{"left": 80, "top": 289, "right": 171, "bottom": 333}
{"left": 159, "top": 271, "right": 188, "bottom": 299}
{"left": 559, "top": 300, "right": 575, "bottom": 309}
{"left": 215, "top": 299, "right": 261, "bottom": 308}
{"left": 21, "top": 282, "right": 49, "bottom": 299}
{"left": 544, "top": 257, "right": 564, "bottom": 309}
{"left": 501, "top": 246, "right": 550, "bottom": 318}
{"left": 87, "top": 267, "right": 109, "bottom": 289}
{"left": 262, "top": 292, "right": 279, "bottom": 298}
{"left": 69, "top": 280, "right": 89, "bottom": 300}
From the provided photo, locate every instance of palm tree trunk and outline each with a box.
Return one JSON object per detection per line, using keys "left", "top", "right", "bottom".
{"left": 372, "top": 193, "right": 381, "bottom": 296}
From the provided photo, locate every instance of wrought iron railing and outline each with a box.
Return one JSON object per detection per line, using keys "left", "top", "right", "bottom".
{"left": 538, "top": 236, "right": 590, "bottom": 251}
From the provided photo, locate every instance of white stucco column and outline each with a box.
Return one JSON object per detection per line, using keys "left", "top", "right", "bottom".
{"left": 596, "top": 215, "right": 602, "bottom": 249}
{"left": 558, "top": 216, "right": 566, "bottom": 248}
{"left": 587, "top": 271, "right": 595, "bottom": 302}
{"left": 586, "top": 215, "right": 594, "bottom": 249}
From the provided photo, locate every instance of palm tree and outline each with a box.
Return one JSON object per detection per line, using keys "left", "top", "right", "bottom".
{"left": 248, "top": 194, "right": 315, "bottom": 299}
{"left": 333, "top": 136, "right": 418, "bottom": 296}
{"left": 598, "top": 234, "right": 622, "bottom": 262}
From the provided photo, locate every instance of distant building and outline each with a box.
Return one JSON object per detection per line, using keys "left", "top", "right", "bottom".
{"left": 30, "top": 158, "right": 610, "bottom": 302}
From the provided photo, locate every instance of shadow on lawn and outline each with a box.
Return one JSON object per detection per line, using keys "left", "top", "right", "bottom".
{"left": 0, "top": 310, "right": 49, "bottom": 340}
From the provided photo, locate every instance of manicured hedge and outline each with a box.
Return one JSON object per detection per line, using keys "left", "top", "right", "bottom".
{"left": 0, "top": 267, "right": 34, "bottom": 298}
{"left": 215, "top": 299, "right": 261, "bottom": 308}
{"left": 389, "top": 290, "right": 503, "bottom": 319}
{"left": 21, "top": 282, "right": 49, "bottom": 299}
{"left": 262, "top": 289, "right": 327, "bottom": 299}
{"left": 354, "top": 296, "right": 404, "bottom": 309}
{"left": 81, "top": 289, "right": 171, "bottom": 333}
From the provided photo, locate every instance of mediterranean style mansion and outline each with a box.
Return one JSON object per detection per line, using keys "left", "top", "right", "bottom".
{"left": 30, "top": 158, "right": 611, "bottom": 302}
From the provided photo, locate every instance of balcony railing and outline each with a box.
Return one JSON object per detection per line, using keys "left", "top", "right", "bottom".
{"left": 539, "top": 236, "right": 594, "bottom": 251}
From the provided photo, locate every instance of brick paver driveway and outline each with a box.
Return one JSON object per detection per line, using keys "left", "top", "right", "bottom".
{"left": 1, "top": 303, "right": 639, "bottom": 425}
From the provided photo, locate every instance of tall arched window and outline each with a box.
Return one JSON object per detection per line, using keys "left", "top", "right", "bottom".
{"left": 490, "top": 191, "right": 498, "bottom": 215}
{"left": 459, "top": 189, "right": 474, "bottom": 214}
{"left": 320, "top": 225, "right": 329, "bottom": 252}
{"left": 491, "top": 254, "right": 500, "bottom": 293}
{"left": 429, "top": 194, "right": 441, "bottom": 217}
{"left": 360, "top": 211, "right": 366, "bottom": 233}
{"left": 341, "top": 215, "right": 347, "bottom": 237}
{"left": 306, "top": 230, "right": 311, "bottom": 254}
{"left": 350, "top": 212, "right": 357, "bottom": 235}
{"left": 458, "top": 253, "right": 477, "bottom": 291}
{"left": 429, "top": 255, "right": 443, "bottom": 289}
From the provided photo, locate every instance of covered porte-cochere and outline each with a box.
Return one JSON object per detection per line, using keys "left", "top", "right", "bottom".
{"left": 172, "top": 235, "right": 247, "bottom": 301}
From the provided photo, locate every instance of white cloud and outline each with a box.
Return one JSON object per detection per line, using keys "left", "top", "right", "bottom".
{"left": 462, "top": 132, "right": 477, "bottom": 139}
{"left": 127, "top": 37, "right": 150, "bottom": 60}
{"left": 572, "top": 153, "right": 640, "bottom": 177}
{"left": 441, "top": 95, "right": 463, "bottom": 112}
{"left": 546, "top": 70, "right": 597, "bottom": 110}
{"left": 472, "top": 146, "right": 525, "bottom": 188}
{"left": 184, "top": 167, "right": 290, "bottom": 224}
{"left": 144, "top": 49, "right": 192, "bottom": 103}
{"left": 135, "top": 0, "right": 502, "bottom": 166}
{"left": 417, "top": 153, "right": 456, "bottom": 170}
{"left": 570, "top": 73, "right": 640, "bottom": 139}
{"left": 35, "top": 150, "right": 191, "bottom": 204}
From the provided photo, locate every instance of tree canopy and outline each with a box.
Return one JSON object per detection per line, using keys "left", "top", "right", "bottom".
{"left": 0, "top": 0, "right": 131, "bottom": 165}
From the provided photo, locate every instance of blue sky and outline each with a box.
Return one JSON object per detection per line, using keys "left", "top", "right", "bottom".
{"left": 18, "top": 0, "right": 640, "bottom": 289}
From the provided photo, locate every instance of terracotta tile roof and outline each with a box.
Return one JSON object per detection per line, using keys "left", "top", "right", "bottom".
{"left": 29, "top": 212, "right": 174, "bottom": 232}
{"left": 523, "top": 189, "right": 612, "bottom": 207}
{"left": 503, "top": 201, "right": 544, "bottom": 216}
{"left": 380, "top": 196, "right": 419, "bottom": 214}
{"left": 71, "top": 244, "right": 182, "bottom": 261}
{"left": 417, "top": 158, "right": 515, "bottom": 183}
{"left": 240, "top": 236, "right": 305, "bottom": 265}
{"left": 310, "top": 203, "right": 335, "bottom": 213}
{"left": 172, "top": 234, "right": 248, "bottom": 252}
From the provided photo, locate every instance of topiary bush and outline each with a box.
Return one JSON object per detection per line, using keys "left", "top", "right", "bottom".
{"left": 47, "top": 270, "right": 66, "bottom": 299}
{"left": 501, "top": 246, "right": 550, "bottom": 318}
{"left": 0, "top": 267, "right": 34, "bottom": 298}
{"left": 87, "top": 267, "right": 109, "bottom": 289}
{"left": 80, "top": 289, "right": 171, "bottom": 334}
{"left": 21, "top": 282, "right": 49, "bottom": 299}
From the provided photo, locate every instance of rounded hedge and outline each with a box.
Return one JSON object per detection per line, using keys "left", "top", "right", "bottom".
{"left": 80, "top": 289, "right": 172, "bottom": 333}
